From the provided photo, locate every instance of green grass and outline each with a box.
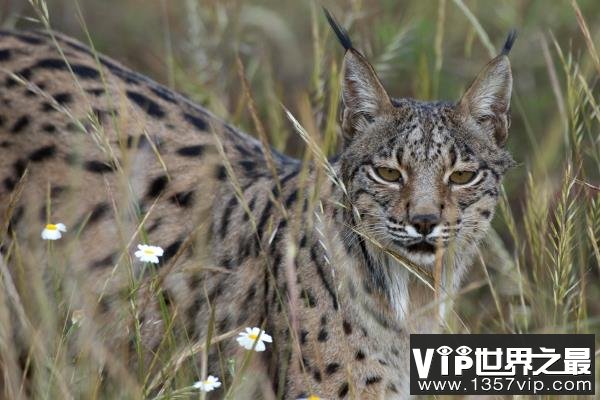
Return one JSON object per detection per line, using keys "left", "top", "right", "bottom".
{"left": 1, "top": 0, "right": 599, "bottom": 398}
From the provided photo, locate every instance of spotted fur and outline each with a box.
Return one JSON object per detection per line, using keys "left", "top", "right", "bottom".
{"left": 0, "top": 17, "right": 515, "bottom": 399}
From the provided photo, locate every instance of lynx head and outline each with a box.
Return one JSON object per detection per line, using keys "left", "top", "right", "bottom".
{"left": 326, "top": 10, "right": 516, "bottom": 268}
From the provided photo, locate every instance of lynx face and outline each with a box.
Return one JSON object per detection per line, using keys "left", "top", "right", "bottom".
{"left": 337, "top": 31, "right": 515, "bottom": 269}
{"left": 343, "top": 99, "right": 513, "bottom": 268}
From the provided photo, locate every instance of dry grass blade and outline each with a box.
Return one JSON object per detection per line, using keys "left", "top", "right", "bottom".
{"left": 283, "top": 106, "right": 348, "bottom": 198}
{"left": 235, "top": 56, "right": 286, "bottom": 216}
{"left": 451, "top": 0, "right": 495, "bottom": 57}
{"left": 540, "top": 33, "right": 567, "bottom": 130}
{"left": 574, "top": 178, "right": 600, "bottom": 191}
{"left": 433, "top": 0, "right": 447, "bottom": 98}
{"left": 570, "top": 0, "right": 600, "bottom": 77}
{"left": 347, "top": 224, "right": 435, "bottom": 290}
{"left": 147, "top": 329, "right": 241, "bottom": 394}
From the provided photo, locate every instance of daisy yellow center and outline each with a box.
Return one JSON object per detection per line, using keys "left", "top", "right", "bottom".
{"left": 248, "top": 333, "right": 259, "bottom": 340}
{"left": 46, "top": 224, "right": 58, "bottom": 230}
{"left": 143, "top": 249, "right": 155, "bottom": 255}
{"left": 308, "top": 396, "right": 320, "bottom": 400}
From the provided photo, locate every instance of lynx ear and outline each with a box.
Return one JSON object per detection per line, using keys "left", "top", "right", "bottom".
{"left": 324, "top": 8, "right": 392, "bottom": 139}
{"left": 458, "top": 31, "right": 517, "bottom": 146}
{"left": 341, "top": 50, "right": 393, "bottom": 137}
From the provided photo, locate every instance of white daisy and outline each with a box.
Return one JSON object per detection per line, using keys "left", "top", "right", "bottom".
{"left": 134, "top": 244, "right": 164, "bottom": 264}
{"left": 193, "top": 375, "right": 221, "bottom": 392}
{"left": 236, "top": 327, "right": 273, "bottom": 352}
{"left": 41, "top": 223, "right": 67, "bottom": 240}
{"left": 298, "top": 396, "right": 321, "bottom": 400}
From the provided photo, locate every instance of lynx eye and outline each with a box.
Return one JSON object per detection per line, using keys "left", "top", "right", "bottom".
{"left": 449, "top": 170, "right": 476, "bottom": 185}
{"left": 375, "top": 167, "right": 401, "bottom": 182}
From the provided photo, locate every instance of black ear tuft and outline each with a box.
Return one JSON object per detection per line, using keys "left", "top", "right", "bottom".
{"left": 500, "top": 29, "right": 517, "bottom": 56}
{"left": 323, "top": 8, "right": 353, "bottom": 51}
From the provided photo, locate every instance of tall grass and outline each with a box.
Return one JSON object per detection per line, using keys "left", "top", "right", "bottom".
{"left": 0, "top": 0, "right": 598, "bottom": 399}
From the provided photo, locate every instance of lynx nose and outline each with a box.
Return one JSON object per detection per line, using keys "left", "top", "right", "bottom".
{"left": 410, "top": 214, "right": 440, "bottom": 236}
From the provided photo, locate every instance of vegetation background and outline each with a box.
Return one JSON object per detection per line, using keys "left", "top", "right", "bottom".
{"left": 1, "top": 0, "right": 599, "bottom": 398}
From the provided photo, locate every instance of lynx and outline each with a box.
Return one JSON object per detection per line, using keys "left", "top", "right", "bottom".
{"left": 0, "top": 11, "right": 515, "bottom": 399}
